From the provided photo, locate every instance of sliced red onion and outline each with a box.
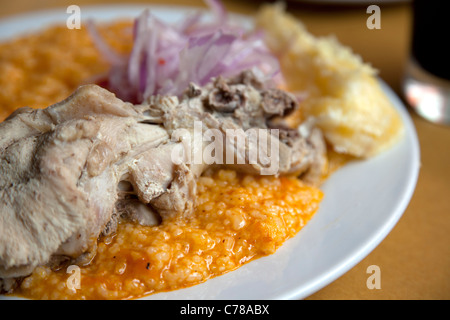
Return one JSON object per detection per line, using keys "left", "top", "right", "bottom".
{"left": 86, "top": 19, "right": 128, "bottom": 66}
{"left": 88, "top": 0, "right": 284, "bottom": 102}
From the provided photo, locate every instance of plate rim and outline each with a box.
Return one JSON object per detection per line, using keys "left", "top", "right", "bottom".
{"left": 283, "top": 79, "right": 421, "bottom": 299}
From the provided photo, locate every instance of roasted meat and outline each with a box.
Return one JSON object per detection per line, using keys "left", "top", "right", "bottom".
{"left": 0, "top": 71, "right": 326, "bottom": 292}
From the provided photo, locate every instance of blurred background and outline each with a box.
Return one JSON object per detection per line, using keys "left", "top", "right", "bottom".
{"left": 1, "top": 0, "right": 414, "bottom": 103}
{"left": 1, "top": 0, "right": 449, "bottom": 300}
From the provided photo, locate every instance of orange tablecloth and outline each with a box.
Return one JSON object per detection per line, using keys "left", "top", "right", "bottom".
{"left": 1, "top": 0, "right": 449, "bottom": 300}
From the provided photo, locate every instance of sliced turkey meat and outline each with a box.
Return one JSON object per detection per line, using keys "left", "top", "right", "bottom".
{"left": 0, "top": 71, "right": 327, "bottom": 292}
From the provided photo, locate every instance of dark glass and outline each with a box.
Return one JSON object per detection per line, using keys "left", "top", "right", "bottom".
{"left": 411, "top": 1, "right": 450, "bottom": 80}
{"left": 402, "top": 0, "right": 450, "bottom": 124}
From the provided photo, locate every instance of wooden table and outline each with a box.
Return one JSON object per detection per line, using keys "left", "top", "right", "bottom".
{"left": 1, "top": 0, "right": 449, "bottom": 300}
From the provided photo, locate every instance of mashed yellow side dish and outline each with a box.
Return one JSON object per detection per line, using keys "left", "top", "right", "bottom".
{"left": 16, "top": 170, "right": 322, "bottom": 300}
{"left": 0, "top": 21, "right": 132, "bottom": 122}
{"left": 256, "top": 4, "right": 404, "bottom": 158}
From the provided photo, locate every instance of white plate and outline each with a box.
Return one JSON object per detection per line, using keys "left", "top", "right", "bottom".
{"left": 0, "top": 5, "right": 420, "bottom": 300}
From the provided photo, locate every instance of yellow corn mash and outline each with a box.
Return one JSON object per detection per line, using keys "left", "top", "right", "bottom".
{"left": 255, "top": 3, "right": 404, "bottom": 158}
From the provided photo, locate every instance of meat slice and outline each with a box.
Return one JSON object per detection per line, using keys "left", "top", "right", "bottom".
{"left": 0, "top": 86, "right": 172, "bottom": 281}
{"left": 0, "top": 71, "right": 327, "bottom": 292}
{"left": 165, "top": 72, "right": 327, "bottom": 178}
